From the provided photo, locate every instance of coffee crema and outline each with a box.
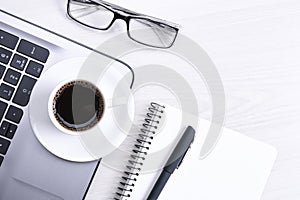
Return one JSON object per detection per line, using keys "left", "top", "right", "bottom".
{"left": 52, "top": 80, "right": 105, "bottom": 132}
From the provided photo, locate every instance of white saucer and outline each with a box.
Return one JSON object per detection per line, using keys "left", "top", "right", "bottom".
{"left": 29, "top": 57, "right": 134, "bottom": 162}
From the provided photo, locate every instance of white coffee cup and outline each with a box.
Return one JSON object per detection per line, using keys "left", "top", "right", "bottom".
{"left": 29, "top": 58, "right": 134, "bottom": 162}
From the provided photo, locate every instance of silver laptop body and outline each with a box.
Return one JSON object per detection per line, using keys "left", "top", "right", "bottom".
{"left": 0, "top": 9, "right": 126, "bottom": 200}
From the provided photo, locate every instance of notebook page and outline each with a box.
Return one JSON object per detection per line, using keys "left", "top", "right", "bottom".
{"left": 159, "top": 119, "right": 278, "bottom": 200}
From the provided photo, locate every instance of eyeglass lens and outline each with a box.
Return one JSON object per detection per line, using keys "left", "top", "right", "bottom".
{"left": 68, "top": 1, "right": 114, "bottom": 29}
{"left": 128, "top": 18, "right": 177, "bottom": 48}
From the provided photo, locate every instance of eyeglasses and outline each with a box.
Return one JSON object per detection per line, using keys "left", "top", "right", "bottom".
{"left": 67, "top": 0, "right": 180, "bottom": 48}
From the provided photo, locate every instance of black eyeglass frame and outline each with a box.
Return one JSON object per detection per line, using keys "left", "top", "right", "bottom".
{"left": 67, "top": 0, "right": 180, "bottom": 48}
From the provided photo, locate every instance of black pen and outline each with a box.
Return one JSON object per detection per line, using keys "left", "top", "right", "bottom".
{"left": 147, "top": 126, "right": 196, "bottom": 200}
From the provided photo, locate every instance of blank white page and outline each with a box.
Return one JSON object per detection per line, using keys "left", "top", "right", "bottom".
{"left": 159, "top": 119, "right": 277, "bottom": 200}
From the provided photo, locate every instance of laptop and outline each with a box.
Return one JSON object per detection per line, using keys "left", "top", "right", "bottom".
{"left": 0, "top": 9, "right": 131, "bottom": 200}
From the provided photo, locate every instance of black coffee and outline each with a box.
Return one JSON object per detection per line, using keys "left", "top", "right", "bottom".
{"left": 53, "top": 80, "right": 105, "bottom": 132}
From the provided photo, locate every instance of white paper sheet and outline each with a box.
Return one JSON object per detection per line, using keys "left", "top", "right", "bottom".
{"left": 159, "top": 119, "right": 277, "bottom": 200}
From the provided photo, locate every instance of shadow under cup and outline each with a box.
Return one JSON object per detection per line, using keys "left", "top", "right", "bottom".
{"left": 52, "top": 80, "right": 105, "bottom": 133}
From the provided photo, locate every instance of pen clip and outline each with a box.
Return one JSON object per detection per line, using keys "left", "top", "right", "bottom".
{"left": 177, "top": 145, "right": 191, "bottom": 168}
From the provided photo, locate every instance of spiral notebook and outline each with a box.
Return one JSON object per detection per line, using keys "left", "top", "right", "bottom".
{"left": 85, "top": 102, "right": 184, "bottom": 200}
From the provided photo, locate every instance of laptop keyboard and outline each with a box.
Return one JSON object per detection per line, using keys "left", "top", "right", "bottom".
{"left": 0, "top": 29, "right": 49, "bottom": 167}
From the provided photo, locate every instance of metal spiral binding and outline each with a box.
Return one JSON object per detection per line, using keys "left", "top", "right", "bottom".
{"left": 114, "top": 102, "right": 165, "bottom": 200}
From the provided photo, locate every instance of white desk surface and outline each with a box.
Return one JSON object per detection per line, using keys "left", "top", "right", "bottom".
{"left": 3, "top": 0, "right": 300, "bottom": 199}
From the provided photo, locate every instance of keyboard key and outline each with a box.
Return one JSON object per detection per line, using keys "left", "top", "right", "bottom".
{"left": 6, "top": 123, "right": 17, "bottom": 139}
{"left": 5, "top": 105, "right": 23, "bottom": 124}
{"left": 10, "top": 54, "right": 28, "bottom": 71}
{"left": 0, "top": 121, "right": 9, "bottom": 137}
{"left": 0, "top": 121, "right": 10, "bottom": 136}
{"left": 0, "top": 47, "right": 12, "bottom": 64}
{"left": 25, "top": 60, "right": 43, "bottom": 78}
{"left": 0, "top": 83, "right": 15, "bottom": 100}
{"left": 0, "top": 155, "right": 3, "bottom": 166}
{"left": 0, "top": 101, "right": 8, "bottom": 121}
{"left": 0, "top": 30, "right": 19, "bottom": 50}
{"left": 17, "top": 39, "right": 49, "bottom": 63}
{"left": 4, "top": 69, "right": 21, "bottom": 86}
{"left": 12, "top": 75, "right": 36, "bottom": 106}
{"left": 0, "top": 64, "right": 6, "bottom": 79}
{"left": 0, "top": 137, "right": 10, "bottom": 155}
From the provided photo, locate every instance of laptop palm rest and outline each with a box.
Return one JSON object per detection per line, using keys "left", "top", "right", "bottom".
{"left": 0, "top": 112, "right": 98, "bottom": 200}
{"left": 2, "top": 177, "right": 63, "bottom": 200}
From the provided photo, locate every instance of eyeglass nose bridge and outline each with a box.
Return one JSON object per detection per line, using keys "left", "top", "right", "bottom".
{"left": 110, "top": 12, "right": 131, "bottom": 30}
